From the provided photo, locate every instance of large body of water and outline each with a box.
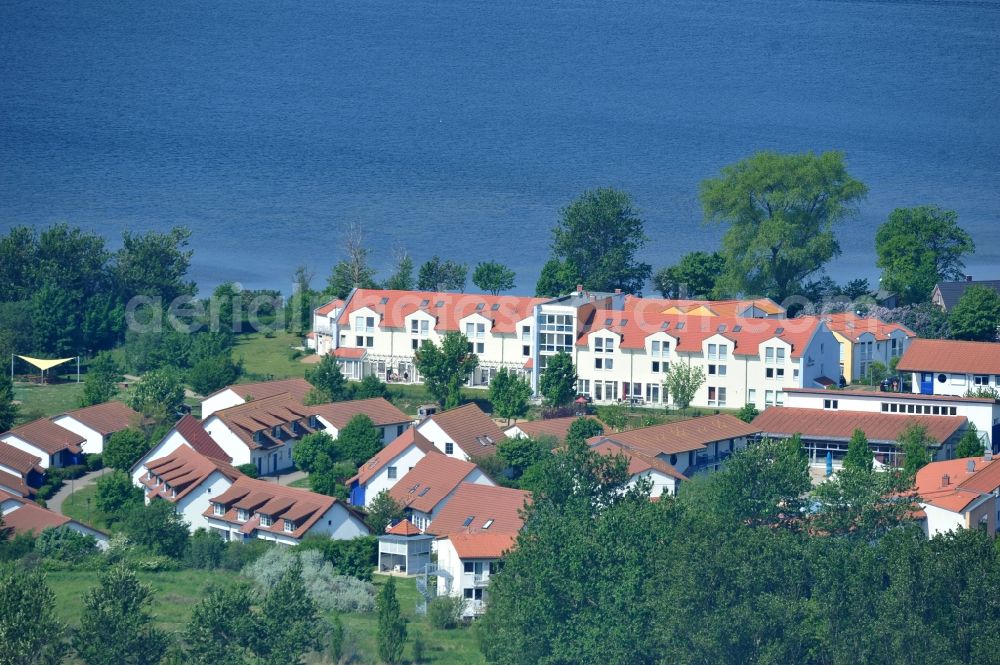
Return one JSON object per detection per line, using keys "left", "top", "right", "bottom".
{"left": 2, "top": 0, "right": 998, "bottom": 296}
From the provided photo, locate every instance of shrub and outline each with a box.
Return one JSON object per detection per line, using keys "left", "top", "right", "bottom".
{"left": 122, "top": 498, "right": 190, "bottom": 558}
{"left": 85, "top": 453, "right": 104, "bottom": 471}
{"left": 95, "top": 470, "right": 143, "bottom": 522}
{"left": 185, "top": 528, "right": 226, "bottom": 569}
{"left": 298, "top": 535, "right": 377, "bottom": 581}
{"left": 242, "top": 547, "right": 376, "bottom": 613}
{"left": 220, "top": 539, "right": 273, "bottom": 571}
{"left": 412, "top": 631, "right": 426, "bottom": 663}
{"left": 104, "top": 429, "right": 149, "bottom": 472}
{"left": 236, "top": 463, "right": 259, "bottom": 479}
{"left": 35, "top": 483, "right": 59, "bottom": 501}
{"left": 35, "top": 527, "right": 98, "bottom": 562}
{"left": 427, "top": 595, "right": 466, "bottom": 629}
{"left": 62, "top": 464, "right": 88, "bottom": 480}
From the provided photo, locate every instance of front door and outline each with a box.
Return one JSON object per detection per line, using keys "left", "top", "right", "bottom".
{"left": 920, "top": 372, "right": 934, "bottom": 395}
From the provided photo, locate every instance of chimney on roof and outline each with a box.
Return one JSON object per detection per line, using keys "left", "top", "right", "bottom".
{"left": 941, "top": 474, "right": 950, "bottom": 487}
{"left": 986, "top": 449, "right": 993, "bottom": 462}
{"left": 967, "top": 459, "right": 976, "bottom": 474}
{"left": 966, "top": 275, "right": 973, "bottom": 282}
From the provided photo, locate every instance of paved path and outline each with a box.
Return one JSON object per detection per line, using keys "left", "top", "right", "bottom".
{"left": 49, "top": 468, "right": 108, "bottom": 515}
{"left": 265, "top": 470, "right": 307, "bottom": 486}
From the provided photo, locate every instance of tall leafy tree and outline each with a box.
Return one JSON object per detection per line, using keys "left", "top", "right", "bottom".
{"left": 184, "top": 583, "right": 260, "bottom": 665}
{"left": 383, "top": 249, "right": 415, "bottom": 291}
{"left": 662, "top": 360, "right": 705, "bottom": 412}
{"left": 333, "top": 414, "right": 383, "bottom": 466}
{"left": 548, "top": 188, "right": 651, "bottom": 294}
{"left": 377, "top": 576, "right": 407, "bottom": 665}
{"left": 366, "top": 490, "right": 405, "bottom": 534}
{"left": 534, "top": 258, "right": 579, "bottom": 298}
{"left": 122, "top": 498, "right": 190, "bottom": 558}
{"left": 701, "top": 151, "right": 867, "bottom": 301}
{"left": 114, "top": 226, "right": 195, "bottom": 303}
{"left": 81, "top": 352, "right": 122, "bottom": 407}
{"left": 472, "top": 261, "right": 516, "bottom": 295}
{"left": 899, "top": 423, "right": 934, "bottom": 477}
{"left": 353, "top": 374, "right": 389, "bottom": 400}
{"left": 537, "top": 351, "right": 576, "bottom": 408}
{"left": 652, "top": 251, "right": 726, "bottom": 299}
{"left": 103, "top": 429, "right": 148, "bottom": 472}
{"left": 286, "top": 265, "right": 318, "bottom": 334}
{"left": 305, "top": 353, "right": 349, "bottom": 403}
{"left": 414, "top": 332, "right": 478, "bottom": 408}
{"left": 955, "top": 423, "right": 985, "bottom": 458}
{"left": 489, "top": 367, "right": 532, "bottom": 424}
{"left": 0, "top": 226, "right": 38, "bottom": 302}
{"left": 95, "top": 470, "right": 144, "bottom": 524}
{"left": 258, "top": 560, "right": 325, "bottom": 665}
{"left": 842, "top": 429, "right": 873, "bottom": 473}
{"left": 0, "top": 563, "right": 65, "bottom": 665}
{"left": 291, "top": 431, "right": 337, "bottom": 473}
{"left": 949, "top": 285, "right": 1000, "bottom": 342}
{"left": 565, "top": 416, "right": 604, "bottom": 445}
{"left": 497, "top": 436, "right": 552, "bottom": 481}
{"left": 417, "top": 256, "right": 467, "bottom": 292}
{"left": 875, "top": 205, "right": 975, "bottom": 305}
{"left": 0, "top": 372, "right": 17, "bottom": 432}
{"left": 74, "top": 565, "right": 168, "bottom": 665}
{"left": 124, "top": 366, "right": 185, "bottom": 421}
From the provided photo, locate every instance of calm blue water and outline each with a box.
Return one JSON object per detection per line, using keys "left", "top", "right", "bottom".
{"left": 2, "top": 0, "right": 999, "bottom": 295}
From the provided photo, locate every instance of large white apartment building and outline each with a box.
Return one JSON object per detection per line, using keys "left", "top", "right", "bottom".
{"left": 311, "top": 287, "right": 839, "bottom": 411}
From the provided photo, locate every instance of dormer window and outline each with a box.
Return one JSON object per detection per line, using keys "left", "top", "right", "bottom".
{"left": 237, "top": 509, "right": 249, "bottom": 522}
{"left": 284, "top": 520, "right": 295, "bottom": 533}
{"left": 253, "top": 431, "right": 263, "bottom": 444}
{"left": 213, "top": 503, "right": 225, "bottom": 516}
{"left": 171, "top": 489, "right": 176, "bottom": 498}
{"left": 272, "top": 425, "right": 282, "bottom": 439}
{"left": 291, "top": 421, "right": 300, "bottom": 435}
{"left": 308, "top": 415, "right": 319, "bottom": 429}
{"left": 259, "top": 514, "right": 272, "bottom": 527}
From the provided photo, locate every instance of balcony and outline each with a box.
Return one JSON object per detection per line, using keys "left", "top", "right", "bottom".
{"left": 471, "top": 574, "right": 489, "bottom": 588}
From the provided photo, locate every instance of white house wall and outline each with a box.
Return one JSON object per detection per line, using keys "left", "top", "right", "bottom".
{"left": 173, "top": 471, "right": 235, "bottom": 533}
{"left": 922, "top": 503, "right": 969, "bottom": 538}
{"left": 51, "top": 416, "right": 104, "bottom": 455}
{"left": 200, "top": 390, "right": 245, "bottom": 418}
{"left": 130, "top": 430, "right": 190, "bottom": 486}
{"left": 360, "top": 444, "right": 430, "bottom": 508}
{"left": 416, "top": 419, "right": 467, "bottom": 460}
{"left": 201, "top": 417, "right": 253, "bottom": 466}
{"left": 0, "top": 435, "right": 54, "bottom": 469}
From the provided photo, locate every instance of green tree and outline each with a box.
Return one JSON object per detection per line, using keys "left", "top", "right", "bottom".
{"left": 0, "top": 226, "right": 38, "bottom": 302}
{"left": 875, "top": 206, "right": 975, "bottom": 305}
{"left": 472, "top": 261, "right": 516, "bottom": 295}
{"left": 114, "top": 227, "right": 195, "bottom": 303}
{"left": 366, "top": 490, "right": 405, "bottom": 534}
{"left": 955, "top": 424, "right": 985, "bottom": 458}
{"left": 534, "top": 258, "right": 579, "bottom": 298}
{"left": 353, "top": 374, "right": 389, "bottom": 400}
{"left": 489, "top": 368, "right": 532, "bottom": 425}
{"left": 184, "top": 583, "right": 259, "bottom": 665}
{"left": 417, "top": 256, "right": 467, "bottom": 292}
{"left": 900, "top": 423, "right": 934, "bottom": 477}
{"left": 842, "top": 429, "right": 873, "bottom": 473}
{"left": 812, "top": 462, "right": 916, "bottom": 541}
{"left": 949, "top": 285, "right": 1000, "bottom": 342}
{"left": 537, "top": 352, "right": 576, "bottom": 408}
{"left": 236, "top": 463, "right": 259, "bottom": 478}
{"left": 334, "top": 415, "right": 383, "bottom": 466}
{"left": 122, "top": 498, "right": 190, "bottom": 558}
{"left": 292, "top": 431, "right": 337, "bottom": 473}
{"left": 324, "top": 224, "right": 378, "bottom": 300}
{"left": 565, "top": 417, "right": 604, "bottom": 445}
{"left": 596, "top": 404, "right": 628, "bottom": 432}
{"left": 309, "top": 456, "right": 355, "bottom": 499}
{"left": 124, "top": 367, "right": 185, "bottom": 421}
{"left": 652, "top": 251, "right": 726, "bottom": 299}
{"left": 701, "top": 151, "right": 867, "bottom": 301}
{"left": 497, "top": 436, "right": 552, "bottom": 480}
{"left": 286, "top": 265, "right": 318, "bottom": 335}
{"left": 662, "top": 361, "right": 705, "bottom": 411}
{"left": 383, "top": 250, "right": 415, "bottom": 291}
{"left": 305, "top": 354, "right": 349, "bottom": 403}
{"left": 74, "top": 565, "right": 168, "bottom": 665}
{"left": 187, "top": 353, "right": 242, "bottom": 396}
{"left": 842, "top": 278, "right": 872, "bottom": 300}
{"left": 81, "top": 352, "right": 122, "bottom": 407}
{"left": 257, "top": 560, "right": 325, "bottom": 665}
{"left": 0, "top": 563, "right": 65, "bottom": 665}
{"left": 864, "top": 360, "right": 889, "bottom": 385}
{"left": 377, "top": 576, "right": 407, "bottom": 665}
{"left": 736, "top": 403, "right": 759, "bottom": 423}
{"left": 0, "top": 372, "right": 17, "bottom": 433}
{"left": 103, "top": 429, "right": 148, "bottom": 472}
{"left": 548, "top": 188, "right": 651, "bottom": 294}
{"left": 414, "top": 332, "right": 478, "bottom": 409}
{"left": 95, "top": 470, "right": 144, "bottom": 523}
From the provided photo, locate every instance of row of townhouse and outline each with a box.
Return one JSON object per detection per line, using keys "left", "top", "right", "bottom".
{"left": 309, "top": 287, "right": 876, "bottom": 411}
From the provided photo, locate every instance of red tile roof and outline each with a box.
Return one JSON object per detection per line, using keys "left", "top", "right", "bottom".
{"left": 622, "top": 295, "right": 786, "bottom": 318}
{"left": 424, "top": 483, "right": 530, "bottom": 536}
{"left": 386, "top": 518, "right": 423, "bottom": 536}
{"left": 58, "top": 401, "right": 141, "bottom": 435}
{"left": 350, "top": 428, "right": 438, "bottom": 486}
{"left": 0, "top": 442, "right": 44, "bottom": 476}
{"left": 821, "top": 312, "right": 915, "bottom": 342}
{"left": 340, "top": 289, "right": 546, "bottom": 334}
{"left": 505, "top": 416, "right": 605, "bottom": 443}
{"left": 588, "top": 414, "right": 759, "bottom": 457}
{"left": 333, "top": 347, "right": 367, "bottom": 359}
{"left": 915, "top": 457, "right": 1000, "bottom": 513}
{"left": 140, "top": 445, "right": 243, "bottom": 503}
{"left": 589, "top": 440, "right": 687, "bottom": 481}
{"left": 2, "top": 418, "right": 85, "bottom": 455}
{"left": 422, "top": 403, "right": 505, "bottom": 459}
{"left": 752, "top": 407, "right": 967, "bottom": 445}
{"left": 388, "top": 455, "right": 480, "bottom": 514}
{"left": 205, "top": 476, "right": 363, "bottom": 540}
{"left": 0, "top": 496, "right": 106, "bottom": 539}
{"left": 315, "top": 298, "right": 345, "bottom": 316}
{"left": 206, "top": 378, "right": 313, "bottom": 403}
{"left": 574, "top": 308, "right": 823, "bottom": 358}
{"left": 447, "top": 532, "right": 517, "bottom": 559}
{"left": 210, "top": 394, "right": 316, "bottom": 451}
{"left": 173, "top": 415, "right": 232, "bottom": 462}
{"left": 897, "top": 339, "right": 1000, "bottom": 375}
{"left": 0, "top": 470, "right": 31, "bottom": 497}
{"left": 784, "top": 387, "right": 999, "bottom": 404}
{"left": 309, "top": 397, "right": 410, "bottom": 429}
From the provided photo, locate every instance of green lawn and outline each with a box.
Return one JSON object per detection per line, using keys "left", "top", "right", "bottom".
{"left": 13, "top": 381, "right": 86, "bottom": 424}
{"left": 42, "top": 568, "right": 484, "bottom": 664}
{"left": 60, "top": 485, "right": 113, "bottom": 532}
{"left": 232, "top": 331, "right": 311, "bottom": 381}
{"left": 288, "top": 476, "right": 311, "bottom": 489}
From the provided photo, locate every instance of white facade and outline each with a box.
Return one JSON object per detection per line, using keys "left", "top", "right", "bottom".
{"left": 629, "top": 469, "right": 677, "bottom": 499}
{"left": 155, "top": 469, "right": 234, "bottom": 533}
{"left": 357, "top": 444, "right": 431, "bottom": 508}
{"left": 50, "top": 415, "right": 106, "bottom": 455}
{"left": 206, "top": 502, "right": 368, "bottom": 545}
{"left": 406, "top": 469, "right": 495, "bottom": 532}
{"left": 316, "top": 415, "right": 409, "bottom": 447}
{"left": 435, "top": 537, "right": 499, "bottom": 617}
{"left": 909, "top": 370, "right": 1000, "bottom": 398}
{"left": 130, "top": 429, "right": 191, "bottom": 486}
{"left": 415, "top": 419, "right": 469, "bottom": 461}
{"left": 0, "top": 435, "right": 56, "bottom": 469}
{"left": 200, "top": 415, "right": 298, "bottom": 473}
{"left": 199, "top": 389, "right": 248, "bottom": 419}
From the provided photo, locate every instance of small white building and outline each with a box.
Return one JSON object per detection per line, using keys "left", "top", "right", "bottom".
{"left": 135, "top": 445, "right": 244, "bottom": 533}
{"left": 914, "top": 456, "right": 1000, "bottom": 538}
{"left": 897, "top": 339, "right": 1000, "bottom": 399}
{"left": 589, "top": 439, "right": 687, "bottom": 498}
{"left": 348, "top": 428, "right": 439, "bottom": 508}
{"left": 309, "top": 397, "right": 412, "bottom": 445}
{"left": 388, "top": 455, "right": 494, "bottom": 531}
{"left": 200, "top": 378, "right": 313, "bottom": 418}
{"left": 204, "top": 476, "right": 369, "bottom": 545}
{"left": 51, "top": 401, "right": 141, "bottom": 455}
{"left": 378, "top": 518, "right": 434, "bottom": 574}
{"left": 436, "top": 532, "right": 517, "bottom": 618}
{"left": 1, "top": 418, "right": 85, "bottom": 469}
{"left": 416, "top": 403, "right": 507, "bottom": 462}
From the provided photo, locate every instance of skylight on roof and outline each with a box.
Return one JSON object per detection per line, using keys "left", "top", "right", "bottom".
{"left": 620, "top": 319, "right": 628, "bottom": 326}
{"left": 733, "top": 325, "right": 742, "bottom": 333}
{"left": 605, "top": 318, "right": 613, "bottom": 326}
{"left": 379, "top": 297, "right": 390, "bottom": 305}
{"left": 483, "top": 519, "right": 494, "bottom": 529}
{"left": 420, "top": 299, "right": 430, "bottom": 307}
{"left": 435, "top": 301, "right": 444, "bottom": 308}
{"left": 476, "top": 303, "right": 485, "bottom": 311}
{"left": 675, "top": 322, "right": 685, "bottom": 330}
{"left": 491, "top": 303, "right": 500, "bottom": 311}
{"left": 775, "top": 327, "right": 785, "bottom": 335}
{"left": 661, "top": 322, "right": 670, "bottom": 330}
{"left": 462, "top": 516, "right": 474, "bottom": 527}
{"left": 717, "top": 324, "right": 726, "bottom": 333}
{"left": 418, "top": 487, "right": 431, "bottom": 497}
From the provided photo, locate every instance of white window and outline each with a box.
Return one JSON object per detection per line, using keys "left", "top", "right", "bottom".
{"left": 577, "top": 379, "right": 591, "bottom": 396}
{"left": 445, "top": 442, "right": 454, "bottom": 455}
{"left": 718, "top": 345, "right": 728, "bottom": 360}
{"left": 824, "top": 399, "right": 838, "bottom": 410}
{"left": 465, "top": 322, "right": 486, "bottom": 339}
{"left": 284, "top": 520, "right": 295, "bottom": 533}
{"left": 765, "top": 348, "right": 775, "bottom": 364}
{"left": 645, "top": 383, "right": 661, "bottom": 403}
{"left": 522, "top": 345, "right": 530, "bottom": 357}
{"left": 356, "top": 315, "right": 375, "bottom": 332}
{"left": 747, "top": 389, "right": 756, "bottom": 405}
{"left": 776, "top": 391, "right": 785, "bottom": 406}
{"left": 237, "top": 509, "right": 249, "bottom": 522}
{"left": 259, "top": 514, "right": 272, "bottom": 527}
{"left": 356, "top": 335, "right": 374, "bottom": 348}
{"left": 388, "top": 466, "right": 397, "bottom": 479}
{"left": 521, "top": 326, "right": 531, "bottom": 342}
{"left": 709, "top": 364, "right": 727, "bottom": 376}
{"left": 776, "top": 368, "right": 785, "bottom": 379}
{"left": 652, "top": 360, "right": 668, "bottom": 373}
{"left": 975, "top": 375, "right": 990, "bottom": 386}
{"left": 411, "top": 319, "right": 429, "bottom": 336}
{"left": 708, "top": 344, "right": 718, "bottom": 360}
{"left": 951, "top": 374, "right": 966, "bottom": 386}
{"left": 708, "top": 386, "right": 717, "bottom": 406}
{"left": 595, "top": 357, "right": 614, "bottom": 371}
{"left": 776, "top": 348, "right": 786, "bottom": 363}
{"left": 651, "top": 340, "right": 669, "bottom": 357}
{"left": 213, "top": 503, "right": 225, "bottom": 516}
{"left": 718, "top": 387, "right": 726, "bottom": 406}
{"left": 765, "top": 390, "right": 775, "bottom": 407}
